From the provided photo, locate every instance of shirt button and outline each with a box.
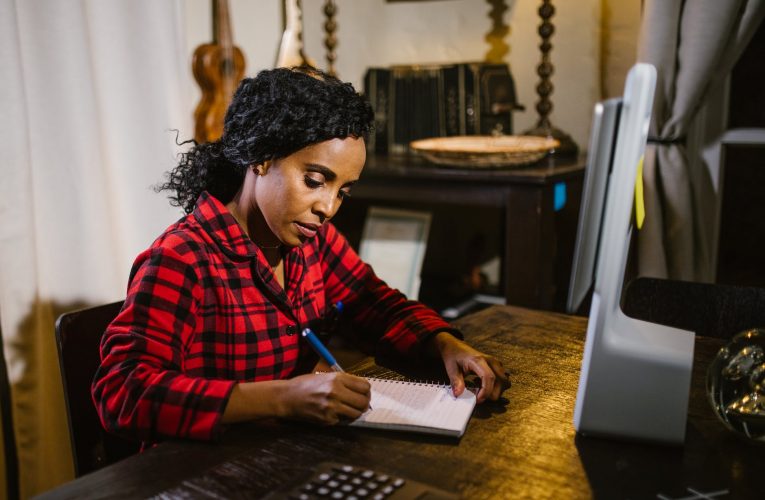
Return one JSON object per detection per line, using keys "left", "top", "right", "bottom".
{"left": 286, "top": 325, "right": 297, "bottom": 336}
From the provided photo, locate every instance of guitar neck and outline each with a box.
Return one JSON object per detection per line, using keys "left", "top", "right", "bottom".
{"left": 285, "top": 0, "right": 304, "bottom": 41}
{"left": 212, "top": 0, "right": 233, "bottom": 50}
{"left": 276, "top": 0, "right": 315, "bottom": 68}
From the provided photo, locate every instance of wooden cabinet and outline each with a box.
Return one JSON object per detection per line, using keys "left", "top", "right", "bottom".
{"left": 716, "top": 22, "right": 765, "bottom": 286}
{"left": 332, "top": 154, "right": 585, "bottom": 311}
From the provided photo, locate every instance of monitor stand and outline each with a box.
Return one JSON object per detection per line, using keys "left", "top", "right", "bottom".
{"left": 574, "top": 292, "right": 695, "bottom": 443}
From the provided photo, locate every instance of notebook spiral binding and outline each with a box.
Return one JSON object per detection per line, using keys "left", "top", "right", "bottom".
{"left": 366, "top": 376, "right": 450, "bottom": 389}
{"left": 315, "top": 371, "right": 449, "bottom": 387}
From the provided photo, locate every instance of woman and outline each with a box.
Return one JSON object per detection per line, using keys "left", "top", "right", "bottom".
{"left": 92, "top": 67, "right": 509, "bottom": 444}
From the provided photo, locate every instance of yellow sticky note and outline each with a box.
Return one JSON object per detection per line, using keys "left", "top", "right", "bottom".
{"left": 634, "top": 155, "right": 645, "bottom": 230}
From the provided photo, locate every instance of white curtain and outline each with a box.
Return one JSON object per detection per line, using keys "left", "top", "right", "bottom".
{"left": 0, "top": 0, "right": 191, "bottom": 495}
{"left": 636, "top": 0, "right": 765, "bottom": 280}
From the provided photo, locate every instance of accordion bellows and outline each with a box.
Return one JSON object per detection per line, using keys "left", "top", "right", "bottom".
{"left": 364, "top": 62, "right": 524, "bottom": 155}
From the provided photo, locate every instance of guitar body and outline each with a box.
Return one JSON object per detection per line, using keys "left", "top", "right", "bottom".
{"left": 192, "top": 0, "right": 246, "bottom": 144}
{"left": 192, "top": 43, "right": 245, "bottom": 143}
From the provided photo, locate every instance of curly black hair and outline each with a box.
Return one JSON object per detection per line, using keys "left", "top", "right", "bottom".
{"left": 159, "top": 67, "right": 374, "bottom": 214}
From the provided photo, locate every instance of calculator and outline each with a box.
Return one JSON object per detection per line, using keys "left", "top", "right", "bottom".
{"left": 264, "top": 461, "right": 459, "bottom": 499}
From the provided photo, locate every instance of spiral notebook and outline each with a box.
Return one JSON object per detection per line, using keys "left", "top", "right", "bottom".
{"left": 350, "top": 377, "right": 477, "bottom": 437}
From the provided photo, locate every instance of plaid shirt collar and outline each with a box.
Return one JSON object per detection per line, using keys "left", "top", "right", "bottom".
{"left": 192, "top": 191, "right": 267, "bottom": 259}
{"left": 192, "top": 192, "right": 306, "bottom": 302}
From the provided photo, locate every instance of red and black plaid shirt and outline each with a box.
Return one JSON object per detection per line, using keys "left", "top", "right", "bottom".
{"left": 92, "top": 192, "right": 460, "bottom": 443}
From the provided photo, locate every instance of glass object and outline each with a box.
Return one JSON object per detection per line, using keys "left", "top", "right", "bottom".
{"left": 707, "top": 328, "right": 765, "bottom": 441}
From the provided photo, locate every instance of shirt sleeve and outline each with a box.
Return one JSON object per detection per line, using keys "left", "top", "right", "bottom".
{"left": 317, "top": 223, "right": 462, "bottom": 357}
{"left": 91, "top": 243, "right": 235, "bottom": 443}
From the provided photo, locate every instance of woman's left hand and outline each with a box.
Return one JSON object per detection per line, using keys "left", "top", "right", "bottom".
{"left": 428, "top": 332, "right": 510, "bottom": 403}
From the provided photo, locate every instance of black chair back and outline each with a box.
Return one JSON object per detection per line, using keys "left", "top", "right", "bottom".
{"left": 623, "top": 277, "right": 765, "bottom": 338}
{"left": 0, "top": 308, "right": 19, "bottom": 500}
{"left": 55, "top": 301, "right": 139, "bottom": 476}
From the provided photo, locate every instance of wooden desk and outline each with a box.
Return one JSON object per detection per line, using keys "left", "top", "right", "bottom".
{"left": 37, "top": 306, "right": 764, "bottom": 499}
{"left": 334, "top": 154, "right": 585, "bottom": 310}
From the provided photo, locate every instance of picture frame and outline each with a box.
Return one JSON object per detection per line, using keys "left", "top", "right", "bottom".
{"left": 359, "top": 206, "right": 432, "bottom": 299}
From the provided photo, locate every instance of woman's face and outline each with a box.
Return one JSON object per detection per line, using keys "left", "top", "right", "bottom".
{"left": 251, "top": 137, "right": 366, "bottom": 247}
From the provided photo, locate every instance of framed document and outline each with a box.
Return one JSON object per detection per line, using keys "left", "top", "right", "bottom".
{"left": 359, "top": 207, "right": 432, "bottom": 299}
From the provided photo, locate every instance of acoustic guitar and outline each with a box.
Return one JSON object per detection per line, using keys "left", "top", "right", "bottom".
{"left": 192, "top": 0, "right": 246, "bottom": 144}
{"left": 275, "top": 0, "right": 316, "bottom": 68}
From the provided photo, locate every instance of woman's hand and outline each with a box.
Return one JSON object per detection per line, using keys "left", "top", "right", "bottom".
{"left": 428, "top": 332, "right": 510, "bottom": 403}
{"left": 279, "top": 372, "right": 371, "bottom": 424}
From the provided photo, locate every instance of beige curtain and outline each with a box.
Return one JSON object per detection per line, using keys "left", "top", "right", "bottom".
{"left": 0, "top": 0, "right": 190, "bottom": 496}
{"left": 636, "top": 0, "right": 765, "bottom": 280}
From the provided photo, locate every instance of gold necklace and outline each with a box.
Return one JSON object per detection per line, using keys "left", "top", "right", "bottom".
{"left": 256, "top": 242, "right": 282, "bottom": 250}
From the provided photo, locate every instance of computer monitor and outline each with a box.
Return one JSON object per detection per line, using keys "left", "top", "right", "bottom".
{"left": 566, "top": 98, "right": 620, "bottom": 315}
{"left": 571, "top": 64, "right": 696, "bottom": 444}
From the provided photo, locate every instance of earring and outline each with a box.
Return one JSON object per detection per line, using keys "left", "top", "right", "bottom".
{"left": 253, "top": 160, "right": 271, "bottom": 176}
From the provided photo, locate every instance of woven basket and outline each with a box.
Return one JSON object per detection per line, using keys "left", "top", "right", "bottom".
{"left": 410, "top": 135, "right": 560, "bottom": 168}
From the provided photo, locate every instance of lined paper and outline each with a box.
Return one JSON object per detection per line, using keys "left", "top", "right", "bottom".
{"left": 349, "top": 377, "right": 476, "bottom": 437}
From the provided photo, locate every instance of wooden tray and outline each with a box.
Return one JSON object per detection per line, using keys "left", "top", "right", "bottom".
{"left": 410, "top": 135, "right": 560, "bottom": 168}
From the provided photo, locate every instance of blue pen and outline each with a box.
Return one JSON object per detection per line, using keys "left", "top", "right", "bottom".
{"left": 302, "top": 327, "right": 345, "bottom": 373}
{"left": 302, "top": 326, "right": 373, "bottom": 410}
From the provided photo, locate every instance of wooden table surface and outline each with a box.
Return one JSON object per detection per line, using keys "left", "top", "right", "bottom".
{"left": 37, "top": 306, "right": 765, "bottom": 499}
{"left": 361, "top": 153, "right": 586, "bottom": 185}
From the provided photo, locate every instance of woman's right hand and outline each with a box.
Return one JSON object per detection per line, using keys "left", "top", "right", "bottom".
{"left": 279, "top": 372, "right": 371, "bottom": 425}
